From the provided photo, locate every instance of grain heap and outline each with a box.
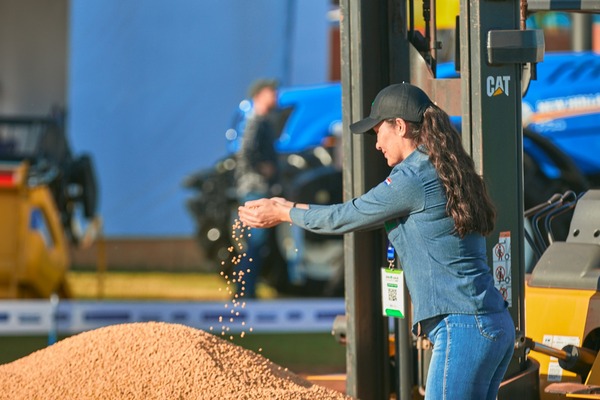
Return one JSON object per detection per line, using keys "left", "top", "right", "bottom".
{"left": 0, "top": 322, "right": 350, "bottom": 400}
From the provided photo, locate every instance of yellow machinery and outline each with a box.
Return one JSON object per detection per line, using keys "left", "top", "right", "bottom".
{"left": 544, "top": 352, "right": 600, "bottom": 399}
{"left": 525, "top": 190, "right": 600, "bottom": 398}
{"left": 0, "top": 113, "right": 98, "bottom": 299}
{"left": 0, "top": 162, "right": 70, "bottom": 298}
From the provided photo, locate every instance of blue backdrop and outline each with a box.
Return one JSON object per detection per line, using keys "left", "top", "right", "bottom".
{"left": 67, "top": 0, "right": 330, "bottom": 237}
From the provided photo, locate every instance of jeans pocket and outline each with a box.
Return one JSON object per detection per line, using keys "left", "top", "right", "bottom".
{"left": 475, "top": 313, "right": 507, "bottom": 342}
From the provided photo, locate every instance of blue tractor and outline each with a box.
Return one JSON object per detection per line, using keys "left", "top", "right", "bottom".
{"left": 521, "top": 52, "right": 600, "bottom": 193}
{"left": 183, "top": 51, "right": 600, "bottom": 296}
{"left": 183, "top": 83, "right": 345, "bottom": 297}
{"left": 439, "top": 51, "right": 598, "bottom": 207}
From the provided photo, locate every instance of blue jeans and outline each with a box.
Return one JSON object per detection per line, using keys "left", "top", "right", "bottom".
{"left": 425, "top": 310, "right": 515, "bottom": 400}
{"left": 236, "top": 192, "right": 270, "bottom": 298}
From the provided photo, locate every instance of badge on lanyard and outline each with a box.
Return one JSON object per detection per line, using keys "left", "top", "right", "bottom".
{"left": 381, "top": 241, "right": 405, "bottom": 318}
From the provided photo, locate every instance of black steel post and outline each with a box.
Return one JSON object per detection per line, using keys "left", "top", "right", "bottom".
{"left": 459, "top": 0, "right": 539, "bottom": 378}
{"left": 339, "top": 1, "right": 394, "bottom": 399}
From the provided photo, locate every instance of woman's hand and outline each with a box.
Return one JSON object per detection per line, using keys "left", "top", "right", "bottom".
{"left": 238, "top": 198, "right": 292, "bottom": 228}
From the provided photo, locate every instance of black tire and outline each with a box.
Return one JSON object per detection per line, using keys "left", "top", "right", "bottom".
{"left": 286, "top": 166, "right": 343, "bottom": 242}
{"left": 523, "top": 128, "right": 589, "bottom": 242}
{"left": 274, "top": 166, "right": 344, "bottom": 297}
{"left": 523, "top": 128, "right": 589, "bottom": 206}
{"left": 68, "top": 154, "right": 98, "bottom": 218}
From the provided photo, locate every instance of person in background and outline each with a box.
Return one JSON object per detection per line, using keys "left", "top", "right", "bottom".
{"left": 234, "top": 78, "right": 280, "bottom": 298}
{"left": 238, "top": 82, "right": 515, "bottom": 399}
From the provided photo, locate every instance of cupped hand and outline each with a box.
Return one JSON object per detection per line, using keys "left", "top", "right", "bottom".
{"left": 238, "top": 198, "right": 291, "bottom": 228}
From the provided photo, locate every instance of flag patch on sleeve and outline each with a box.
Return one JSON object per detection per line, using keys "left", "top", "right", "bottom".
{"left": 384, "top": 177, "right": 392, "bottom": 186}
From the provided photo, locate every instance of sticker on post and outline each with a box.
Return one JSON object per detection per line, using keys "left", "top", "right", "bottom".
{"left": 381, "top": 268, "right": 405, "bottom": 318}
{"left": 493, "top": 231, "right": 512, "bottom": 307}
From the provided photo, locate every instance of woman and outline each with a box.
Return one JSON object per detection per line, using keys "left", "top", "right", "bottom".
{"left": 238, "top": 83, "right": 515, "bottom": 399}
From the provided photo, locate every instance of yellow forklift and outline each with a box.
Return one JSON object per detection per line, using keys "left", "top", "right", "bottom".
{"left": 0, "top": 111, "right": 98, "bottom": 298}
{"left": 335, "top": 1, "right": 600, "bottom": 399}
{"left": 524, "top": 189, "right": 600, "bottom": 398}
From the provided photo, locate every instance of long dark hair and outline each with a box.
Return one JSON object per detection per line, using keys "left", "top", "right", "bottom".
{"left": 403, "top": 105, "right": 496, "bottom": 237}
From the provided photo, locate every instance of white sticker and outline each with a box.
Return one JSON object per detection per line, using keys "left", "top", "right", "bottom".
{"left": 547, "top": 362, "right": 564, "bottom": 382}
{"left": 542, "top": 334, "right": 581, "bottom": 359}
{"left": 381, "top": 268, "right": 405, "bottom": 318}
{"left": 492, "top": 231, "right": 512, "bottom": 306}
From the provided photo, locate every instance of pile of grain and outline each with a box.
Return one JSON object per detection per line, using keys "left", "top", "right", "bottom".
{"left": 0, "top": 322, "right": 350, "bottom": 400}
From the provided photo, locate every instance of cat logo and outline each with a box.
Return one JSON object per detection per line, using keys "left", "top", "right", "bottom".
{"left": 486, "top": 75, "right": 511, "bottom": 97}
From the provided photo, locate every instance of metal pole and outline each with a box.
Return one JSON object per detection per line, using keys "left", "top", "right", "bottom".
{"left": 340, "top": 1, "right": 395, "bottom": 398}
{"left": 572, "top": 13, "right": 593, "bottom": 51}
{"left": 459, "top": 0, "right": 530, "bottom": 378}
{"left": 394, "top": 289, "right": 414, "bottom": 400}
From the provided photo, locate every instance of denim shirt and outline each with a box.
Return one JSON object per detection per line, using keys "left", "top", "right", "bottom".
{"left": 290, "top": 148, "right": 506, "bottom": 331}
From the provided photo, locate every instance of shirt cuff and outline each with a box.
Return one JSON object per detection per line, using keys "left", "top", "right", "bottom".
{"left": 289, "top": 206, "right": 306, "bottom": 226}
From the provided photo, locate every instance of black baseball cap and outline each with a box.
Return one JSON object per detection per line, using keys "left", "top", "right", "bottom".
{"left": 349, "top": 83, "right": 433, "bottom": 134}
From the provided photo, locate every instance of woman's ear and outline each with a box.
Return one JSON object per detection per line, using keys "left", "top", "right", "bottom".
{"left": 396, "top": 118, "right": 408, "bottom": 136}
